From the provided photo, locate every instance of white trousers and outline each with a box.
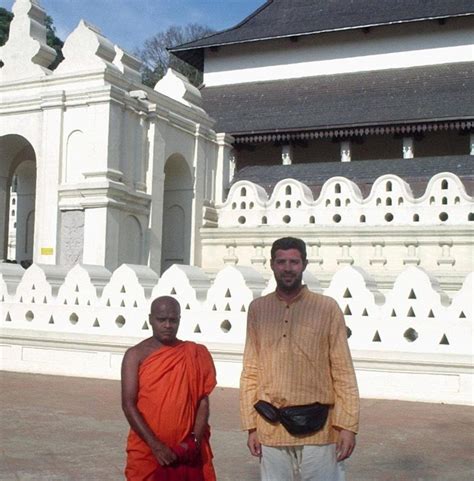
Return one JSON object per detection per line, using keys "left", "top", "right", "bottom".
{"left": 260, "top": 444, "right": 345, "bottom": 481}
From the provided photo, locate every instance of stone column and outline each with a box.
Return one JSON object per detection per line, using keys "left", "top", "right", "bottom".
{"left": 0, "top": 174, "right": 9, "bottom": 261}
{"left": 282, "top": 143, "right": 293, "bottom": 165}
{"left": 34, "top": 91, "right": 65, "bottom": 265}
{"left": 403, "top": 137, "right": 414, "bottom": 158}
{"left": 215, "top": 133, "right": 235, "bottom": 203}
{"left": 340, "top": 140, "right": 351, "bottom": 162}
{"left": 146, "top": 111, "right": 167, "bottom": 274}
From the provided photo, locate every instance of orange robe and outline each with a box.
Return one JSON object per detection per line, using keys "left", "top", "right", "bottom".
{"left": 125, "top": 341, "right": 217, "bottom": 481}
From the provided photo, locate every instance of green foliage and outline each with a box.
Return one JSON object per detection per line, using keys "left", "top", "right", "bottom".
{"left": 0, "top": 7, "right": 14, "bottom": 46}
{"left": 0, "top": 8, "right": 63, "bottom": 69}
{"left": 137, "top": 23, "right": 215, "bottom": 88}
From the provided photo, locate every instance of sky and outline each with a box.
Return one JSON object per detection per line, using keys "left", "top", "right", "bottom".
{"left": 0, "top": 0, "right": 264, "bottom": 53}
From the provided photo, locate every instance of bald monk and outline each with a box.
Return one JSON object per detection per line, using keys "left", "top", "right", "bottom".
{"left": 122, "top": 296, "right": 217, "bottom": 481}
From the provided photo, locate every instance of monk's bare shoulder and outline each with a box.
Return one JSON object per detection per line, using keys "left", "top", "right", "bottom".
{"left": 123, "top": 337, "right": 159, "bottom": 367}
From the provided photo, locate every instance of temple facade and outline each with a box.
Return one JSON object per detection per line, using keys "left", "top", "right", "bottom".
{"left": 0, "top": 0, "right": 473, "bottom": 404}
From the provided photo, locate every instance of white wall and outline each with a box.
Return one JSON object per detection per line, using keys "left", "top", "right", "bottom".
{"left": 1, "top": 262, "right": 472, "bottom": 404}
{"left": 204, "top": 17, "right": 474, "bottom": 86}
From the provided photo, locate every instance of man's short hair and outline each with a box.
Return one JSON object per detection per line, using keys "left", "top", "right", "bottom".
{"left": 271, "top": 237, "right": 307, "bottom": 262}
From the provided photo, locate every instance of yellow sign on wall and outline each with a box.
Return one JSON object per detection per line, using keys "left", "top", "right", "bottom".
{"left": 40, "top": 247, "right": 54, "bottom": 256}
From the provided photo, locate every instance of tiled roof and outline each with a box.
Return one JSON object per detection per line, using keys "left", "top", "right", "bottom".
{"left": 170, "top": 0, "right": 474, "bottom": 69}
{"left": 200, "top": 62, "right": 474, "bottom": 136}
{"left": 231, "top": 155, "right": 474, "bottom": 197}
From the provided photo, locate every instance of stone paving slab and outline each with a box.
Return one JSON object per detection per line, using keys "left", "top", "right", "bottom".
{"left": 0, "top": 371, "right": 473, "bottom": 481}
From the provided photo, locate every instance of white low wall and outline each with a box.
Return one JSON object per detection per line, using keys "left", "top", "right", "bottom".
{"left": 201, "top": 172, "right": 474, "bottom": 290}
{"left": 1, "top": 262, "right": 472, "bottom": 404}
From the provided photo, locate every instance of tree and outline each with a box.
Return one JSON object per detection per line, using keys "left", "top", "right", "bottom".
{"left": 0, "top": 7, "right": 63, "bottom": 70}
{"left": 137, "top": 23, "right": 215, "bottom": 88}
{"left": 0, "top": 8, "right": 14, "bottom": 46}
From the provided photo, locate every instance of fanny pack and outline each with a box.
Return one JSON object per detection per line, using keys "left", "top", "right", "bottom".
{"left": 254, "top": 400, "right": 330, "bottom": 436}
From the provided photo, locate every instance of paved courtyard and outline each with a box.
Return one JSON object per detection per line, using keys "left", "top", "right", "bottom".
{"left": 0, "top": 371, "right": 473, "bottom": 481}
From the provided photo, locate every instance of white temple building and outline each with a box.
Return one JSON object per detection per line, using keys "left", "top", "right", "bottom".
{"left": 0, "top": 0, "right": 473, "bottom": 405}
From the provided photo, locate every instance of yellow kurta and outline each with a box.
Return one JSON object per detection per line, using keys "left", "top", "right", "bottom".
{"left": 240, "top": 286, "right": 359, "bottom": 446}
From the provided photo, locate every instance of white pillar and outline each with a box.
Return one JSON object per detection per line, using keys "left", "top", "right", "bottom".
{"left": 340, "top": 140, "right": 351, "bottom": 162}
{"left": 403, "top": 137, "right": 414, "bottom": 158}
{"left": 34, "top": 91, "right": 65, "bottom": 265}
{"left": 282, "top": 144, "right": 293, "bottom": 165}
{"left": 0, "top": 174, "right": 9, "bottom": 261}
{"left": 215, "top": 133, "right": 235, "bottom": 203}
{"left": 146, "top": 114, "right": 167, "bottom": 274}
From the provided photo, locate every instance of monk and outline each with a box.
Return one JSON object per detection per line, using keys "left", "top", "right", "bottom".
{"left": 122, "top": 296, "right": 217, "bottom": 481}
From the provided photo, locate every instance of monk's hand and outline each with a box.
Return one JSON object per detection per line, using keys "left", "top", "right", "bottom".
{"left": 152, "top": 442, "right": 178, "bottom": 466}
{"left": 247, "top": 429, "right": 262, "bottom": 458}
{"left": 336, "top": 428, "right": 356, "bottom": 462}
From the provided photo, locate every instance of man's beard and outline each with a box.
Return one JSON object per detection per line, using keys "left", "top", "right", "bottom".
{"left": 276, "top": 273, "right": 303, "bottom": 292}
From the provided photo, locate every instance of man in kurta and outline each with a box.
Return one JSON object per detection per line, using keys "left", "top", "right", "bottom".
{"left": 240, "top": 237, "right": 360, "bottom": 481}
{"left": 122, "top": 296, "right": 217, "bottom": 481}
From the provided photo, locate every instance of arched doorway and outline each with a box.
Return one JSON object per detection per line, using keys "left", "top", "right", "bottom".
{"left": 0, "top": 135, "right": 36, "bottom": 265}
{"left": 161, "top": 154, "right": 193, "bottom": 272}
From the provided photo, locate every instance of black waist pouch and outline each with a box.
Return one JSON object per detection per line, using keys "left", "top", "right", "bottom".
{"left": 254, "top": 400, "right": 330, "bottom": 436}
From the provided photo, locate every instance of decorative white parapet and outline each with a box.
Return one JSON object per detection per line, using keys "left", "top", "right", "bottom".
{"left": 201, "top": 172, "right": 474, "bottom": 282}
{"left": 154, "top": 68, "right": 204, "bottom": 111}
{"left": 113, "top": 46, "right": 143, "bottom": 84}
{"left": 216, "top": 172, "right": 473, "bottom": 228}
{"left": 0, "top": 262, "right": 472, "bottom": 404}
{"left": 0, "top": 0, "right": 57, "bottom": 81}
{"left": 55, "top": 20, "right": 119, "bottom": 75}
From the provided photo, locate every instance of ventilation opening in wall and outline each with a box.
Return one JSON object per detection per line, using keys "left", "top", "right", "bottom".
{"left": 285, "top": 200, "right": 291, "bottom": 208}
{"left": 25, "top": 311, "right": 34, "bottom": 322}
{"left": 241, "top": 187, "right": 247, "bottom": 196}
{"left": 439, "top": 212, "right": 448, "bottom": 222}
{"left": 385, "top": 213, "right": 394, "bottom": 222}
{"left": 333, "top": 214, "right": 341, "bottom": 223}
{"left": 220, "top": 320, "right": 232, "bottom": 333}
{"left": 249, "top": 202, "right": 254, "bottom": 209}
{"left": 231, "top": 202, "right": 236, "bottom": 209}
{"left": 69, "top": 313, "right": 79, "bottom": 325}
{"left": 276, "top": 201, "right": 281, "bottom": 208}
{"left": 372, "top": 331, "right": 381, "bottom": 342}
{"left": 262, "top": 216, "right": 267, "bottom": 224}
{"left": 346, "top": 327, "right": 352, "bottom": 338}
{"left": 469, "top": 213, "right": 474, "bottom": 221}
{"left": 142, "top": 321, "right": 149, "bottom": 330}
{"left": 116, "top": 315, "right": 126, "bottom": 328}
{"left": 240, "top": 202, "right": 246, "bottom": 209}
{"left": 404, "top": 327, "right": 418, "bottom": 342}
{"left": 360, "top": 215, "right": 366, "bottom": 223}
{"left": 283, "top": 215, "right": 291, "bottom": 224}
{"left": 441, "top": 179, "right": 448, "bottom": 190}
{"left": 386, "top": 181, "right": 392, "bottom": 192}
{"left": 238, "top": 216, "right": 246, "bottom": 224}
{"left": 194, "top": 324, "right": 201, "bottom": 333}
{"left": 439, "top": 334, "right": 449, "bottom": 345}
{"left": 285, "top": 185, "right": 292, "bottom": 195}
{"left": 309, "top": 216, "right": 315, "bottom": 224}
{"left": 413, "top": 214, "right": 420, "bottom": 222}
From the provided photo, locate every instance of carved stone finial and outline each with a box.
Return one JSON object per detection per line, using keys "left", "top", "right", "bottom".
{"left": 113, "top": 46, "right": 143, "bottom": 84}
{"left": 154, "top": 68, "right": 203, "bottom": 109}
{"left": 0, "top": 0, "right": 56, "bottom": 82}
{"left": 55, "top": 20, "right": 118, "bottom": 75}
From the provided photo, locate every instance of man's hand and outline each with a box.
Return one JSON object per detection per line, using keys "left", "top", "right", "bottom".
{"left": 247, "top": 429, "right": 262, "bottom": 457}
{"left": 336, "top": 429, "right": 356, "bottom": 461}
{"left": 152, "top": 442, "right": 178, "bottom": 466}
